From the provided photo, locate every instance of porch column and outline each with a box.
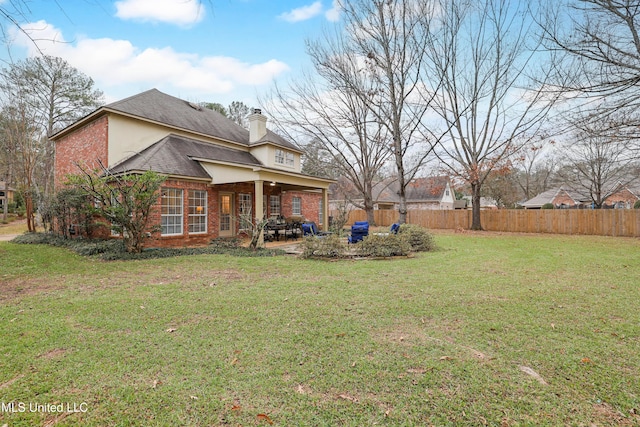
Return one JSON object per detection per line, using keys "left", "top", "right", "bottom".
{"left": 322, "top": 188, "right": 329, "bottom": 231}
{"left": 255, "top": 180, "right": 264, "bottom": 245}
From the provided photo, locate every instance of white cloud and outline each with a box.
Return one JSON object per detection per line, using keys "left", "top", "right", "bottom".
{"left": 325, "top": 0, "right": 341, "bottom": 22}
{"left": 114, "top": 0, "right": 205, "bottom": 26}
{"left": 278, "top": 1, "right": 323, "bottom": 23}
{"left": 11, "top": 21, "right": 290, "bottom": 101}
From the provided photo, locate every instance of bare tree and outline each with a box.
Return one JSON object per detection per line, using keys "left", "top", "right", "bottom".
{"left": 513, "top": 138, "right": 558, "bottom": 201}
{"left": 268, "top": 0, "right": 439, "bottom": 225}
{"left": 0, "top": 55, "right": 103, "bottom": 225}
{"left": 557, "top": 113, "right": 638, "bottom": 208}
{"left": 228, "top": 101, "right": 250, "bottom": 128}
{"left": 425, "top": 0, "right": 560, "bottom": 229}
{"left": 301, "top": 138, "right": 343, "bottom": 179}
{"left": 344, "top": 0, "right": 440, "bottom": 224}
{"left": 0, "top": 100, "right": 41, "bottom": 231}
{"left": 541, "top": 0, "right": 640, "bottom": 141}
{"left": 266, "top": 60, "right": 390, "bottom": 224}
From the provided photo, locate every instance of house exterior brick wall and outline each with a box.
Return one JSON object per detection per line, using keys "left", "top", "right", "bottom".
{"left": 552, "top": 190, "right": 578, "bottom": 207}
{"left": 54, "top": 115, "right": 109, "bottom": 188}
{"left": 282, "top": 191, "right": 321, "bottom": 224}
{"left": 142, "top": 182, "right": 322, "bottom": 248}
{"left": 146, "top": 179, "right": 214, "bottom": 247}
{"left": 606, "top": 188, "right": 638, "bottom": 208}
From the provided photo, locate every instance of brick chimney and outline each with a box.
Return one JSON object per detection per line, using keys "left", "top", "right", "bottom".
{"left": 248, "top": 108, "right": 267, "bottom": 143}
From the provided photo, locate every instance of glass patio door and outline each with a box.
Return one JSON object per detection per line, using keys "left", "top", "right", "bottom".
{"left": 219, "top": 193, "right": 234, "bottom": 237}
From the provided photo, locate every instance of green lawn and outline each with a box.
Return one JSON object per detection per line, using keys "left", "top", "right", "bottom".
{"left": 1, "top": 233, "right": 639, "bottom": 426}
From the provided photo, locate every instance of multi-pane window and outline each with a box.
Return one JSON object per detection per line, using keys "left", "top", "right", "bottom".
{"left": 188, "top": 190, "right": 207, "bottom": 234}
{"left": 285, "top": 152, "right": 294, "bottom": 167}
{"left": 161, "top": 188, "right": 183, "bottom": 235}
{"left": 292, "top": 197, "right": 301, "bottom": 216}
{"left": 269, "top": 195, "right": 280, "bottom": 218}
{"left": 239, "top": 193, "right": 252, "bottom": 230}
{"left": 275, "top": 149, "right": 294, "bottom": 167}
{"left": 275, "top": 149, "right": 285, "bottom": 164}
{"left": 220, "top": 194, "right": 231, "bottom": 232}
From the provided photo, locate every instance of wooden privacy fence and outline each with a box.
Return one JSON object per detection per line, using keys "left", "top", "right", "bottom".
{"left": 337, "top": 209, "right": 640, "bottom": 237}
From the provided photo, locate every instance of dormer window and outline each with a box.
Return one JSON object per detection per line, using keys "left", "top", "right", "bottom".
{"left": 275, "top": 149, "right": 294, "bottom": 167}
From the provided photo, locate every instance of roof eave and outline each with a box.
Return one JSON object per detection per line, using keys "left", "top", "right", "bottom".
{"left": 250, "top": 140, "right": 303, "bottom": 154}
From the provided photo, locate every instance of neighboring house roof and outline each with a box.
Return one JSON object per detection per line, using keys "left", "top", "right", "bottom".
{"left": 51, "top": 88, "right": 302, "bottom": 153}
{"left": 108, "top": 134, "right": 263, "bottom": 179}
{"left": 406, "top": 177, "right": 451, "bottom": 202}
{"left": 520, "top": 186, "right": 590, "bottom": 208}
{"left": 330, "top": 176, "right": 452, "bottom": 204}
{"left": 462, "top": 196, "right": 498, "bottom": 209}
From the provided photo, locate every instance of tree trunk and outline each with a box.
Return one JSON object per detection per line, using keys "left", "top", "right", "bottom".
{"left": 363, "top": 194, "right": 375, "bottom": 226}
{"left": 25, "top": 192, "right": 35, "bottom": 232}
{"left": 471, "top": 182, "right": 483, "bottom": 231}
{"left": 395, "top": 147, "right": 408, "bottom": 224}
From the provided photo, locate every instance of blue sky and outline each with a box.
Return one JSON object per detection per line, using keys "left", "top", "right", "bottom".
{"left": 0, "top": 0, "right": 340, "bottom": 107}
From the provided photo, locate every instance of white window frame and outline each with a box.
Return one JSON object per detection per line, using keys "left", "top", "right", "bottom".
{"left": 275, "top": 149, "right": 285, "bottom": 164}
{"left": 239, "top": 193, "right": 252, "bottom": 231}
{"left": 188, "top": 189, "right": 207, "bottom": 234}
{"left": 285, "top": 152, "right": 294, "bottom": 167}
{"left": 269, "top": 195, "right": 280, "bottom": 218}
{"left": 292, "top": 197, "right": 301, "bottom": 216}
{"left": 161, "top": 188, "right": 183, "bottom": 236}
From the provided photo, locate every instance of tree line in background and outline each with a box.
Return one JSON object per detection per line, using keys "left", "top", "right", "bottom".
{"left": 2, "top": 0, "right": 640, "bottom": 234}
{"left": 266, "top": 0, "right": 640, "bottom": 229}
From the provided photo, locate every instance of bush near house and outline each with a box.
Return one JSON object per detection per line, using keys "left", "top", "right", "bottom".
{"left": 398, "top": 223, "right": 436, "bottom": 252}
{"left": 356, "top": 233, "right": 412, "bottom": 257}
{"left": 300, "top": 234, "right": 347, "bottom": 259}
{"left": 634, "top": 200, "right": 640, "bottom": 209}
{"left": 300, "top": 224, "right": 436, "bottom": 259}
{"left": 11, "top": 233, "right": 284, "bottom": 260}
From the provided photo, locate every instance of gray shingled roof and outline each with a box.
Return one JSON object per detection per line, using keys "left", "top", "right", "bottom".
{"left": 520, "top": 186, "right": 590, "bottom": 208}
{"left": 330, "top": 176, "right": 451, "bottom": 203}
{"left": 105, "top": 88, "right": 300, "bottom": 151}
{"left": 109, "top": 134, "right": 262, "bottom": 179}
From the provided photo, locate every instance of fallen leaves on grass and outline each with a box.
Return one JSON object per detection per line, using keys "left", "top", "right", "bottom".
{"left": 296, "top": 384, "right": 311, "bottom": 395}
{"left": 581, "top": 357, "right": 593, "bottom": 364}
{"left": 165, "top": 328, "right": 177, "bottom": 333}
{"left": 519, "top": 366, "right": 548, "bottom": 385}
{"left": 439, "top": 356, "right": 453, "bottom": 361}
{"left": 257, "top": 413, "right": 274, "bottom": 424}
{"left": 407, "top": 368, "right": 430, "bottom": 374}
{"left": 338, "top": 393, "right": 359, "bottom": 403}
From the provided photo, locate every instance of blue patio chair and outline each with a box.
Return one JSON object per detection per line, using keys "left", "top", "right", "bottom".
{"left": 348, "top": 221, "right": 369, "bottom": 243}
{"left": 302, "top": 222, "right": 329, "bottom": 237}
{"left": 390, "top": 223, "right": 400, "bottom": 234}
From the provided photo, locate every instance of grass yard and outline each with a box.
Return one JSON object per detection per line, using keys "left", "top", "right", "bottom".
{"left": 0, "top": 232, "right": 639, "bottom": 426}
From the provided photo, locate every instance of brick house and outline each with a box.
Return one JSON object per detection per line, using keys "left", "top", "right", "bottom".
{"left": 51, "top": 89, "right": 334, "bottom": 247}
{"left": 521, "top": 184, "right": 639, "bottom": 209}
